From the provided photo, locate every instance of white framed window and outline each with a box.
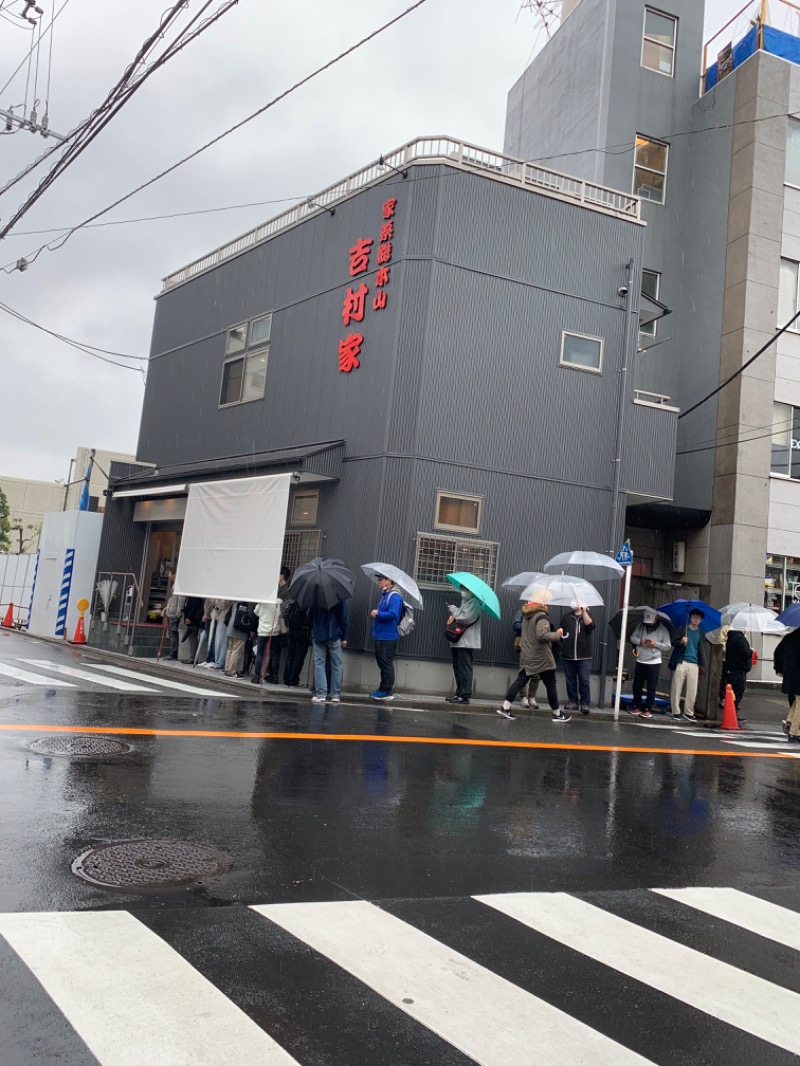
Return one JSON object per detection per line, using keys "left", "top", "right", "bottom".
{"left": 640, "top": 269, "right": 661, "bottom": 338}
{"left": 435, "top": 491, "right": 483, "bottom": 534}
{"left": 560, "top": 330, "right": 603, "bottom": 373}
{"left": 220, "top": 312, "right": 272, "bottom": 407}
{"left": 414, "top": 532, "right": 499, "bottom": 590}
{"left": 634, "top": 135, "right": 669, "bottom": 204}
{"left": 779, "top": 258, "right": 800, "bottom": 329}
{"left": 282, "top": 529, "right": 323, "bottom": 573}
{"left": 641, "top": 8, "right": 677, "bottom": 77}
{"left": 786, "top": 117, "right": 800, "bottom": 187}
{"left": 289, "top": 491, "right": 319, "bottom": 527}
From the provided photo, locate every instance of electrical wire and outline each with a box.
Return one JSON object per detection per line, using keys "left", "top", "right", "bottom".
{"left": 2, "top": 0, "right": 431, "bottom": 269}
{"left": 0, "top": 299, "right": 147, "bottom": 370}
{"left": 0, "top": 0, "right": 71, "bottom": 98}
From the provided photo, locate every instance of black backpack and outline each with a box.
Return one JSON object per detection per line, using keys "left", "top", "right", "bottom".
{"left": 233, "top": 603, "right": 255, "bottom": 632}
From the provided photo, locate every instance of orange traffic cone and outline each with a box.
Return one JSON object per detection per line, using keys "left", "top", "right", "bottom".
{"left": 720, "top": 683, "right": 740, "bottom": 731}
{"left": 1, "top": 603, "right": 13, "bottom": 628}
{"left": 71, "top": 614, "right": 87, "bottom": 645}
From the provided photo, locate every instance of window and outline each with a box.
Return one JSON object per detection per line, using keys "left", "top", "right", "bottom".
{"left": 771, "top": 401, "right": 800, "bottom": 479}
{"left": 282, "top": 529, "right": 323, "bottom": 573}
{"left": 786, "top": 117, "right": 800, "bottom": 187}
{"left": 779, "top": 258, "right": 800, "bottom": 329}
{"left": 765, "top": 554, "right": 800, "bottom": 611}
{"left": 414, "top": 532, "right": 499, "bottom": 590}
{"left": 435, "top": 491, "right": 483, "bottom": 534}
{"left": 634, "top": 136, "right": 668, "bottom": 203}
{"left": 220, "top": 312, "right": 272, "bottom": 407}
{"left": 641, "top": 8, "right": 677, "bottom": 76}
{"left": 640, "top": 269, "right": 661, "bottom": 338}
{"left": 290, "top": 491, "right": 319, "bottom": 526}
{"left": 560, "top": 330, "right": 603, "bottom": 372}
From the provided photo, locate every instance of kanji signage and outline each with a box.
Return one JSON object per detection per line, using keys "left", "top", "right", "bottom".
{"left": 337, "top": 196, "right": 397, "bottom": 373}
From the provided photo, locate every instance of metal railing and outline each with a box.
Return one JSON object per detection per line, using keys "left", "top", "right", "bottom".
{"left": 634, "top": 389, "right": 675, "bottom": 408}
{"left": 162, "top": 136, "right": 641, "bottom": 291}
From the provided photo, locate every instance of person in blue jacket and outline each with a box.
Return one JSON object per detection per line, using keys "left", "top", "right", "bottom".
{"left": 369, "top": 574, "right": 403, "bottom": 701}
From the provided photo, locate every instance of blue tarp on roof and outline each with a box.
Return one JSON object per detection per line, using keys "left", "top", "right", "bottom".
{"left": 704, "top": 25, "right": 757, "bottom": 92}
{"left": 763, "top": 24, "right": 800, "bottom": 65}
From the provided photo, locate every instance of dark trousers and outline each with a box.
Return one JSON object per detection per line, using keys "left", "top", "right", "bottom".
{"left": 506, "top": 669, "right": 545, "bottom": 705}
{"left": 167, "top": 617, "right": 180, "bottom": 658}
{"left": 632, "top": 661, "right": 659, "bottom": 710}
{"left": 284, "top": 633, "right": 310, "bottom": 686}
{"left": 723, "top": 668, "right": 747, "bottom": 712}
{"left": 267, "top": 633, "right": 286, "bottom": 680}
{"left": 253, "top": 635, "right": 272, "bottom": 680}
{"left": 536, "top": 668, "right": 560, "bottom": 710}
{"left": 451, "top": 647, "right": 473, "bottom": 699}
{"left": 563, "top": 658, "right": 591, "bottom": 705}
{"left": 375, "top": 639, "right": 398, "bottom": 693}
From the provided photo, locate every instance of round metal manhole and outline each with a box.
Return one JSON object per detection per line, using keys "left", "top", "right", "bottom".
{"left": 29, "top": 736, "right": 131, "bottom": 758}
{"left": 71, "top": 839, "right": 229, "bottom": 890}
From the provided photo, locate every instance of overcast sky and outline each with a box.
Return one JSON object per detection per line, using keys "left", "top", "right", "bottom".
{"left": 0, "top": 0, "right": 760, "bottom": 480}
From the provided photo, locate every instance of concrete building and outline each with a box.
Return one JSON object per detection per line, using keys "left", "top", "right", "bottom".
{"left": 94, "top": 137, "right": 676, "bottom": 693}
{"left": 506, "top": 0, "right": 800, "bottom": 657}
{"left": 0, "top": 446, "right": 135, "bottom": 552}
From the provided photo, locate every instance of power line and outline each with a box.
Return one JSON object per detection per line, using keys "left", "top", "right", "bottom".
{"left": 3, "top": 0, "right": 431, "bottom": 272}
{"left": 0, "top": 0, "right": 70, "bottom": 98}
{"left": 0, "top": 299, "right": 147, "bottom": 370}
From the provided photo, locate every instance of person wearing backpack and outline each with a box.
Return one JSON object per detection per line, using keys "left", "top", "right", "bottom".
{"left": 369, "top": 574, "right": 403, "bottom": 701}
{"left": 224, "top": 601, "right": 256, "bottom": 677}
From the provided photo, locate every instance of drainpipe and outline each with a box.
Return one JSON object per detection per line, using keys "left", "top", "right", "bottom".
{"left": 598, "top": 258, "right": 635, "bottom": 708}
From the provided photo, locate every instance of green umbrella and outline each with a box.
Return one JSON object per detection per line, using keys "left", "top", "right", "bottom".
{"left": 446, "top": 572, "right": 501, "bottom": 620}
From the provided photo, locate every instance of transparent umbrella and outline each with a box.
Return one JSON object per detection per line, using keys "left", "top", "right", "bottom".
{"left": 361, "top": 563, "right": 423, "bottom": 609}
{"left": 543, "top": 550, "right": 624, "bottom": 582}
{"left": 519, "top": 572, "right": 604, "bottom": 608}
{"left": 706, "top": 602, "right": 787, "bottom": 643}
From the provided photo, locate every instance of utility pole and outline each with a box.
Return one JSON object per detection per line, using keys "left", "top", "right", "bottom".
{"left": 0, "top": 106, "right": 66, "bottom": 141}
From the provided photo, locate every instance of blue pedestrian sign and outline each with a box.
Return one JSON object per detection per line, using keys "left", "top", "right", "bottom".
{"left": 615, "top": 540, "right": 634, "bottom": 567}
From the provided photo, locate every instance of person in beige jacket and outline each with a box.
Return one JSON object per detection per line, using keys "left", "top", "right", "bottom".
{"left": 497, "top": 602, "right": 570, "bottom": 723}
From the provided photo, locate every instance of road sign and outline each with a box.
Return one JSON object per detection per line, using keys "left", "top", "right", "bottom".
{"left": 615, "top": 540, "right": 633, "bottom": 567}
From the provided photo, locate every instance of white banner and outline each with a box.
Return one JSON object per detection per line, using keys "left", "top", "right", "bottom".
{"left": 175, "top": 473, "right": 291, "bottom": 601}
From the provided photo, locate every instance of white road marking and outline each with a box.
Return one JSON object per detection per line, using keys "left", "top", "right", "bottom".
{"left": 0, "top": 910, "right": 300, "bottom": 1066}
{"left": 475, "top": 892, "right": 800, "bottom": 1056}
{"left": 253, "top": 899, "right": 654, "bottom": 1066}
{"left": 20, "top": 660, "right": 156, "bottom": 692}
{"left": 82, "top": 662, "right": 238, "bottom": 698}
{"left": 653, "top": 887, "right": 800, "bottom": 953}
{"left": 0, "top": 662, "right": 75, "bottom": 686}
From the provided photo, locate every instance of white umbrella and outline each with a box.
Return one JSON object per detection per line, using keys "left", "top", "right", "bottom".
{"left": 519, "top": 573, "right": 604, "bottom": 608}
{"left": 361, "top": 562, "right": 423, "bottom": 609}
{"left": 502, "top": 571, "right": 544, "bottom": 591}
{"left": 543, "top": 550, "right": 624, "bottom": 581}
{"left": 706, "top": 602, "right": 786, "bottom": 643}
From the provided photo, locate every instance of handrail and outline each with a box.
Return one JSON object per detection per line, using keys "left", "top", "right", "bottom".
{"left": 634, "top": 389, "right": 675, "bottom": 408}
{"left": 161, "top": 135, "right": 641, "bottom": 292}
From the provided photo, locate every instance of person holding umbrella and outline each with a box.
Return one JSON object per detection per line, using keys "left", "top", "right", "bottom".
{"left": 369, "top": 574, "right": 403, "bottom": 701}
{"left": 558, "top": 603, "right": 595, "bottom": 714}
{"left": 446, "top": 582, "right": 482, "bottom": 704}
{"left": 669, "top": 608, "right": 708, "bottom": 719}
{"left": 288, "top": 558, "right": 354, "bottom": 704}
{"left": 629, "top": 607, "right": 672, "bottom": 718}
{"left": 497, "top": 602, "right": 568, "bottom": 722}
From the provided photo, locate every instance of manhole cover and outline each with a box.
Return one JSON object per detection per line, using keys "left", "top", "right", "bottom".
{"left": 29, "top": 736, "right": 131, "bottom": 758}
{"left": 71, "top": 839, "right": 229, "bottom": 890}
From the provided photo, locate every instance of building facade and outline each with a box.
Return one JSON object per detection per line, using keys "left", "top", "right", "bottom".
{"left": 96, "top": 138, "right": 676, "bottom": 693}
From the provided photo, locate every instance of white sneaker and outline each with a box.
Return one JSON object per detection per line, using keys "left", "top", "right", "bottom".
{"left": 328, "top": 696, "right": 341, "bottom": 703}
{"left": 529, "top": 699, "right": 539, "bottom": 709}
{"left": 311, "top": 695, "right": 326, "bottom": 703}
{"left": 522, "top": 697, "right": 530, "bottom": 707}
{"left": 496, "top": 707, "right": 516, "bottom": 720}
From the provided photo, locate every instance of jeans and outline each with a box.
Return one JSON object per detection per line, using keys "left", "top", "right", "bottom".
{"left": 451, "top": 648, "right": 473, "bottom": 699}
{"left": 284, "top": 633, "right": 310, "bottom": 686}
{"left": 563, "top": 658, "right": 591, "bottom": 705}
{"left": 204, "top": 619, "right": 217, "bottom": 663}
{"left": 313, "top": 638, "right": 342, "bottom": 698}
{"left": 214, "top": 626, "right": 229, "bottom": 669}
{"left": 253, "top": 635, "right": 274, "bottom": 681}
{"left": 632, "top": 661, "right": 659, "bottom": 710}
{"left": 375, "top": 639, "right": 398, "bottom": 693}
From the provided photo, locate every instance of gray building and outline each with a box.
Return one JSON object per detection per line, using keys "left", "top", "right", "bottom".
{"left": 506, "top": 0, "right": 800, "bottom": 668}
{"left": 95, "top": 137, "right": 676, "bottom": 695}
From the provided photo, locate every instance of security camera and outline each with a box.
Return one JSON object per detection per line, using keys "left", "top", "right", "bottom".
{"left": 618, "top": 285, "right": 628, "bottom": 297}
{"left": 291, "top": 472, "right": 302, "bottom": 484}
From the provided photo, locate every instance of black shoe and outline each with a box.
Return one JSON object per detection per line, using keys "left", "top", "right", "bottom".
{"left": 580, "top": 705, "right": 590, "bottom": 715}
{"left": 450, "top": 696, "right": 470, "bottom": 704}
{"left": 265, "top": 675, "right": 278, "bottom": 684}
{"left": 250, "top": 676, "right": 261, "bottom": 685}
{"left": 782, "top": 720, "right": 790, "bottom": 735}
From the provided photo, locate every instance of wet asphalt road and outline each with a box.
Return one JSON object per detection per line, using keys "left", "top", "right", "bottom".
{"left": 1, "top": 630, "right": 800, "bottom": 1065}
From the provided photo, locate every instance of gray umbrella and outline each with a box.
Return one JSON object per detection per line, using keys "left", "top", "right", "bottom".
{"left": 289, "top": 557, "right": 355, "bottom": 610}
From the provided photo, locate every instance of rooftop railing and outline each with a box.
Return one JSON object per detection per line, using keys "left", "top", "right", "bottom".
{"left": 161, "top": 135, "right": 641, "bottom": 292}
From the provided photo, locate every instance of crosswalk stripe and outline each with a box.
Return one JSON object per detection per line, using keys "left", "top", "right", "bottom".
{"left": 0, "top": 662, "right": 75, "bottom": 687}
{"left": 83, "top": 662, "right": 238, "bottom": 698}
{"left": 653, "top": 887, "right": 800, "bottom": 953}
{"left": 20, "top": 660, "right": 158, "bottom": 692}
{"left": 252, "top": 900, "right": 655, "bottom": 1066}
{"left": 474, "top": 892, "right": 800, "bottom": 1056}
{"left": 0, "top": 910, "right": 300, "bottom": 1066}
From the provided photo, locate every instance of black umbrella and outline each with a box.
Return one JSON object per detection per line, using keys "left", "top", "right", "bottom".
{"left": 608, "top": 606, "right": 674, "bottom": 641}
{"left": 289, "top": 557, "right": 355, "bottom": 610}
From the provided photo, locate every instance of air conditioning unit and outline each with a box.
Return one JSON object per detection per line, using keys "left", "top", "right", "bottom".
{"left": 672, "top": 540, "right": 686, "bottom": 574}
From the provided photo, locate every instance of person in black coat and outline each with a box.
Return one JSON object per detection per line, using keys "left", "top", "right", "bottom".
{"left": 720, "top": 627, "right": 751, "bottom": 723}
{"left": 773, "top": 628, "right": 800, "bottom": 738}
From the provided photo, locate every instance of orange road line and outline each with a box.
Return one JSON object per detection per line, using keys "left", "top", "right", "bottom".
{"left": 0, "top": 722, "right": 796, "bottom": 758}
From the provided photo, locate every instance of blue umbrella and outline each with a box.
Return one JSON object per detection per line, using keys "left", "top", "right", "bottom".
{"left": 776, "top": 602, "right": 800, "bottom": 627}
{"left": 657, "top": 599, "right": 721, "bottom": 633}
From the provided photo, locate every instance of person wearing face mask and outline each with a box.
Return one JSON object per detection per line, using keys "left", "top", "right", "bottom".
{"left": 445, "top": 584, "right": 482, "bottom": 705}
